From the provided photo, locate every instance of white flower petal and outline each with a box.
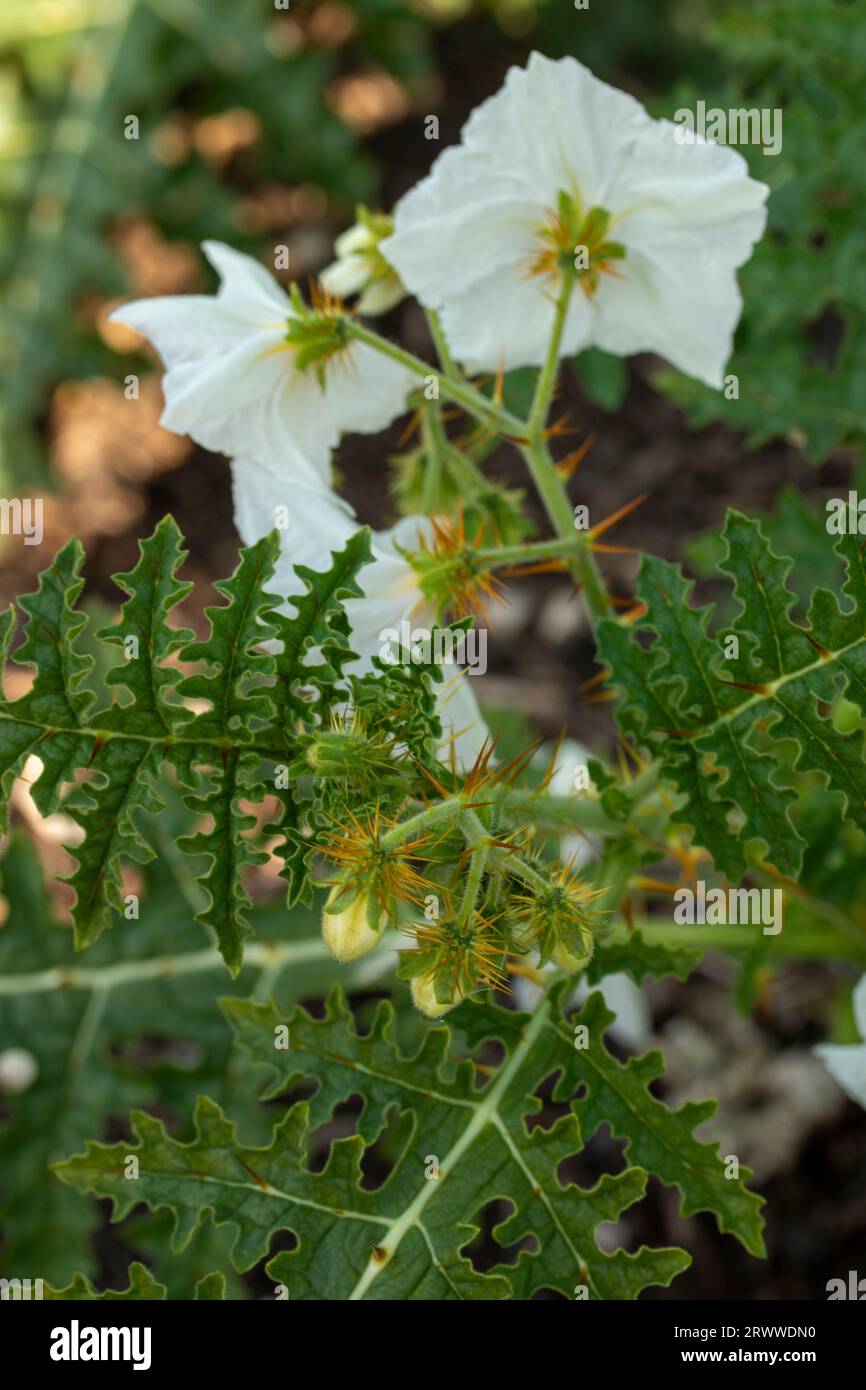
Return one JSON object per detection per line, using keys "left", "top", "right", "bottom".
{"left": 854, "top": 973, "right": 866, "bottom": 1036}
{"left": 437, "top": 261, "right": 593, "bottom": 372}
{"left": 815, "top": 975, "right": 866, "bottom": 1110}
{"left": 383, "top": 192, "right": 539, "bottom": 306}
{"left": 436, "top": 664, "right": 489, "bottom": 767}
{"left": 318, "top": 342, "right": 414, "bottom": 436}
{"left": 608, "top": 122, "right": 769, "bottom": 266}
{"left": 158, "top": 333, "right": 291, "bottom": 460}
{"left": 201, "top": 240, "right": 293, "bottom": 320}
{"left": 320, "top": 255, "right": 369, "bottom": 300}
{"left": 334, "top": 224, "right": 374, "bottom": 258}
{"left": 357, "top": 277, "right": 406, "bottom": 316}
{"left": 108, "top": 293, "right": 250, "bottom": 366}
{"left": 231, "top": 457, "right": 355, "bottom": 586}
{"left": 590, "top": 244, "right": 742, "bottom": 388}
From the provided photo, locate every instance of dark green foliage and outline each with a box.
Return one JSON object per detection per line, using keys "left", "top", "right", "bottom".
{"left": 600, "top": 509, "right": 866, "bottom": 881}
{"left": 52, "top": 983, "right": 763, "bottom": 1299}
{"left": 0, "top": 518, "right": 409, "bottom": 971}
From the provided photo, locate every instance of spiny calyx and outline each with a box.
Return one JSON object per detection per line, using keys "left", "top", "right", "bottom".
{"left": 528, "top": 191, "right": 625, "bottom": 296}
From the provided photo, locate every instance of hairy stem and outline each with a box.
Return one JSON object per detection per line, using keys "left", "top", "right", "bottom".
{"left": 380, "top": 796, "right": 464, "bottom": 849}
{"left": 518, "top": 272, "right": 610, "bottom": 627}
{"left": 424, "top": 397, "right": 490, "bottom": 500}
{"left": 425, "top": 307, "right": 457, "bottom": 378}
{"left": 528, "top": 270, "right": 575, "bottom": 434}
{"left": 458, "top": 817, "right": 489, "bottom": 923}
{"left": 478, "top": 536, "right": 589, "bottom": 567}
{"left": 343, "top": 317, "right": 527, "bottom": 441}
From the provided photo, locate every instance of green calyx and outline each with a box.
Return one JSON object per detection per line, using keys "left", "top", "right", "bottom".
{"left": 284, "top": 283, "right": 352, "bottom": 387}
{"left": 305, "top": 724, "right": 393, "bottom": 782}
{"left": 531, "top": 191, "right": 626, "bottom": 294}
{"left": 510, "top": 863, "right": 605, "bottom": 968}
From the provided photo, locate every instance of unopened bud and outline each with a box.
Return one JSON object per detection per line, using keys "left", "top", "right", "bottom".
{"left": 411, "top": 972, "right": 458, "bottom": 1019}
{"left": 322, "top": 887, "right": 383, "bottom": 962}
{"left": 552, "top": 933, "right": 594, "bottom": 975}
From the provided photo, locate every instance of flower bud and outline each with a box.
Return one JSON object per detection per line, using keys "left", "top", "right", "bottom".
{"left": 305, "top": 724, "right": 391, "bottom": 783}
{"left": 306, "top": 729, "right": 364, "bottom": 776}
{"left": 320, "top": 209, "right": 404, "bottom": 316}
{"left": 322, "top": 887, "right": 384, "bottom": 962}
{"left": 410, "top": 972, "right": 459, "bottom": 1019}
{"left": 551, "top": 932, "right": 594, "bottom": 975}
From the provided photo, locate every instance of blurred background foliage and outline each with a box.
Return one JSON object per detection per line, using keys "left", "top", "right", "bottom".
{"left": 1, "top": 0, "right": 863, "bottom": 502}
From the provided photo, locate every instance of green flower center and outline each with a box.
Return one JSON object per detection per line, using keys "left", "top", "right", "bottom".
{"left": 528, "top": 191, "right": 626, "bottom": 297}
{"left": 284, "top": 284, "right": 352, "bottom": 388}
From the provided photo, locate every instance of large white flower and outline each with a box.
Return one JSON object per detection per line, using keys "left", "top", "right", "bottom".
{"left": 815, "top": 975, "right": 866, "bottom": 1110}
{"left": 231, "top": 456, "right": 489, "bottom": 768}
{"left": 109, "top": 241, "right": 413, "bottom": 481}
{"left": 381, "top": 52, "right": 769, "bottom": 387}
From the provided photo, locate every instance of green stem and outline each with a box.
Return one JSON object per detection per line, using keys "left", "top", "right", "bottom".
{"left": 458, "top": 817, "right": 489, "bottom": 923}
{"left": 499, "top": 787, "right": 611, "bottom": 832}
{"left": 521, "top": 433, "right": 609, "bottom": 626}
{"left": 528, "top": 270, "right": 575, "bottom": 435}
{"left": 504, "top": 856, "right": 550, "bottom": 895}
{"left": 424, "top": 397, "right": 490, "bottom": 500}
{"left": 380, "top": 796, "right": 463, "bottom": 850}
{"left": 0, "top": 933, "right": 401, "bottom": 997}
{"left": 478, "top": 537, "right": 584, "bottom": 567}
{"left": 517, "top": 271, "right": 610, "bottom": 628}
{"left": 632, "top": 920, "right": 866, "bottom": 963}
{"left": 344, "top": 317, "right": 527, "bottom": 441}
{"left": 425, "top": 307, "right": 457, "bottom": 377}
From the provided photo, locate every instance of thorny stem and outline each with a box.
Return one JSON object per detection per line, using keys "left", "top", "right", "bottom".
{"left": 458, "top": 815, "right": 489, "bottom": 923}
{"left": 423, "top": 396, "right": 490, "bottom": 501}
{"left": 0, "top": 933, "right": 402, "bottom": 997}
{"left": 528, "top": 270, "right": 576, "bottom": 434}
{"left": 519, "top": 272, "right": 611, "bottom": 626}
{"left": 380, "top": 796, "right": 464, "bottom": 849}
{"left": 422, "top": 306, "right": 495, "bottom": 499}
{"left": 351, "top": 281, "right": 611, "bottom": 628}
{"left": 478, "top": 536, "right": 590, "bottom": 567}
{"left": 522, "top": 433, "right": 610, "bottom": 626}
{"left": 343, "top": 317, "right": 527, "bottom": 441}
{"left": 419, "top": 406, "right": 443, "bottom": 513}
{"left": 425, "top": 306, "right": 458, "bottom": 378}
{"left": 503, "top": 854, "right": 550, "bottom": 896}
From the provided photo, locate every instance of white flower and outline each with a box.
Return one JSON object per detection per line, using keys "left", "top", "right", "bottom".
{"left": 109, "top": 241, "right": 413, "bottom": 480}
{"left": 547, "top": 737, "right": 597, "bottom": 871}
{"left": 544, "top": 739, "right": 651, "bottom": 1049}
{"left": 381, "top": 52, "right": 769, "bottom": 388}
{"left": 815, "top": 975, "right": 866, "bottom": 1110}
{"left": 231, "top": 456, "right": 489, "bottom": 768}
{"left": 320, "top": 209, "right": 405, "bottom": 316}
